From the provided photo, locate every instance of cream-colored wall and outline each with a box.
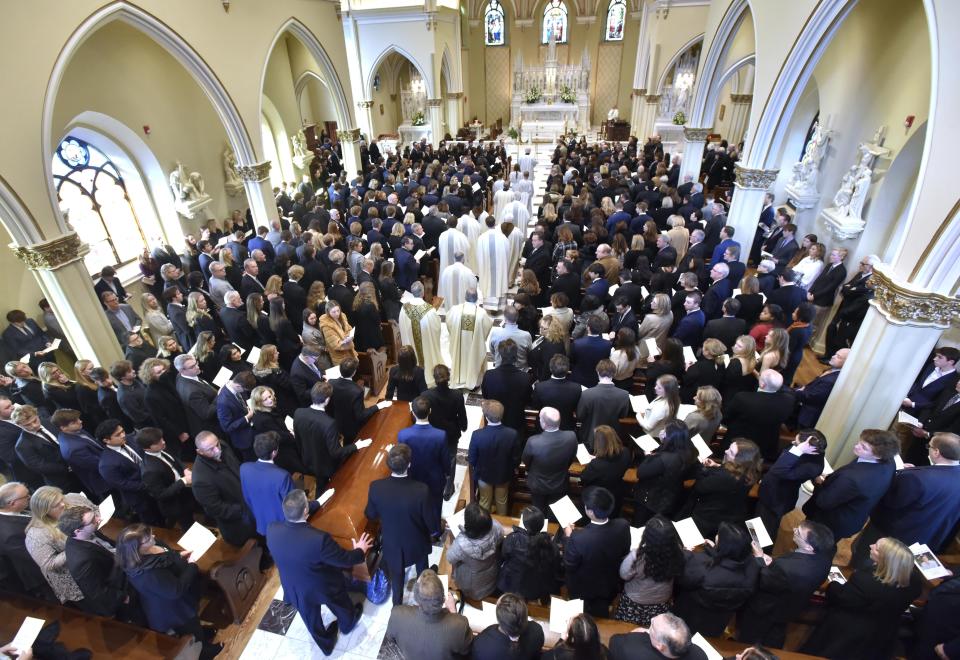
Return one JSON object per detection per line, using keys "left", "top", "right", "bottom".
{"left": 720, "top": 6, "right": 754, "bottom": 75}
{"left": 263, "top": 38, "right": 302, "bottom": 151}
{"left": 286, "top": 36, "right": 339, "bottom": 128}
{"left": 649, "top": 5, "right": 710, "bottom": 91}
{"left": 0, "top": 236, "right": 45, "bottom": 318}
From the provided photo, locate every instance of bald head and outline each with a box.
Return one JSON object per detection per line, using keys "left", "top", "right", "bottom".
{"left": 759, "top": 370, "right": 783, "bottom": 392}
{"left": 539, "top": 407, "right": 560, "bottom": 431}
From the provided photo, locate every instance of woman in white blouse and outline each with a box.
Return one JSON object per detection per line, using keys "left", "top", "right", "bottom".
{"left": 637, "top": 294, "right": 674, "bottom": 360}
{"left": 610, "top": 328, "right": 642, "bottom": 390}
{"left": 140, "top": 292, "right": 173, "bottom": 346}
{"left": 792, "top": 242, "right": 826, "bottom": 289}
{"left": 638, "top": 374, "right": 680, "bottom": 436}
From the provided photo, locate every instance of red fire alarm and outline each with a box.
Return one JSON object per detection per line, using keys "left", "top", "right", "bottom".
{"left": 904, "top": 115, "right": 915, "bottom": 129}
{"left": 143, "top": 125, "right": 151, "bottom": 135}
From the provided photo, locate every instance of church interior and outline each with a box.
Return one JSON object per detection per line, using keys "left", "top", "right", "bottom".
{"left": 0, "top": 0, "right": 958, "bottom": 658}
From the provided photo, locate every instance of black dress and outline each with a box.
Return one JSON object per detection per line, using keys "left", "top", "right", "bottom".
{"left": 386, "top": 366, "right": 427, "bottom": 401}
{"left": 676, "top": 465, "right": 754, "bottom": 539}
{"left": 253, "top": 368, "right": 299, "bottom": 417}
{"left": 272, "top": 318, "right": 301, "bottom": 371}
{"left": 680, "top": 358, "right": 724, "bottom": 404}
{"left": 579, "top": 449, "right": 633, "bottom": 518}
{"left": 528, "top": 338, "right": 568, "bottom": 382}
{"left": 74, "top": 384, "right": 105, "bottom": 432}
{"left": 250, "top": 410, "right": 309, "bottom": 475}
{"left": 722, "top": 358, "right": 759, "bottom": 405}
{"left": 352, "top": 302, "right": 385, "bottom": 351}
{"left": 43, "top": 384, "right": 80, "bottom": 411}
{"left": 736, "top": 293, "right": 765, "bottom": 327}
{"left": 379, "top": 277, "right": 402, "bottom": 321}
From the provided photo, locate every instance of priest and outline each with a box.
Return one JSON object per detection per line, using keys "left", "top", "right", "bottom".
{"left": 516, "top": 171, "right": 535, "bottom": 216}
{"left": 493, "top": 181, "right": 516, "bottom": 222}
{"left": 438, "top": 217, "right": 471, "bottom": 273}
{"left": 501, "top": 198, "right": 530, "bottom": 228}
{"left": 399, "top": 281, "right": 443, "bottom": 387}
{"left": 476, "top": 216, "right": 513, "bottom": 308}
{"left": 518, "top": 146, "right": 536, "bottom": 177}
{"left": 446, "top": 288, "right": 493, "bottom": 390}
{"left": 438, "top": 252, "right": 479, "bottom": 311}
{"left": 457, "top": 206, "right": 483, "bottom": 271}
{"left": 502, "top": 220, "right": 526, "bottom": 284}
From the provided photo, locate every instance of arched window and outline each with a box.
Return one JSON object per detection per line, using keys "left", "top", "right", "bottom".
{"left": 52, "top": 136, "right": 147, "bottom": 274}
{"left": 542, "top": 0, "right": 568, "bottom": 44}
{"left": 605, "top": 0, "right": 626, "bottom": 41}
{"left": 484, "top": 1, "right": 506, "bottom": 46}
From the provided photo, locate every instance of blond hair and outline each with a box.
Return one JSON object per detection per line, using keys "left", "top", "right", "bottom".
{"left": 873, "top": 537, "right": 915, "bottom": 587}
{"left": 249, "top": 386, "right": 275, "bottom": 413}
{"left": 74, "top": 360, "right": 98, "bottom": 391}
{"left": 27, "top": 486, "right": 65, "bottom": 540}
{"left": 701, "top": 338, "right": 727, "bottom": 363}
{"left": 733, "top": 335, "right": 758, "bottom": 374}
{"left": 695, "top": 386, "right": 723, "bottom": 420}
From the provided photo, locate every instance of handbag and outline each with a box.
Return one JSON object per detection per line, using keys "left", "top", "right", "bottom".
{"left": 365, "top": 567, "right": 391, "bottom": 605}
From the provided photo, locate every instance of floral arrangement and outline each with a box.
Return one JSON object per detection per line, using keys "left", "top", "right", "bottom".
{"left": 412, "top": 111, "right": 426, "bottom": 126}
{"left": 525, "top": 86, "right": 542, "bottom": 104}
{"left": 507, "top": 126, "right": 520, "bottom": 140}
{"left": 672, "top": 110, "right": 687, "bottom": 126}
{"left": 559, "top": 85, "right": 576, "bottom": 104}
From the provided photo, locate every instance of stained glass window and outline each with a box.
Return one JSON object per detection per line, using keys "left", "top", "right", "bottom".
{"left": 605, "top": 0, "right": 626, "bottom": 41}
{"left": 52, "top": 136, "right": 147, "bottom": 274}
{"left": 542, "top": 0, "right": 568, "bottom": 44}
{"left": 484, "top": 1, "right": 505, "bottom": 46}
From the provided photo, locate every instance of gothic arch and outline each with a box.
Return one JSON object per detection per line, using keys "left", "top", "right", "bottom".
{"left": 0, "top": 176, "right": 42, "bottom": 245}
{"left": 42, "top": 1, "right": 257, "bottom": 240}
{"left": 366, "top": 45, "right": 434, "bottom": 100}
{"left": 688, "top": 0, "right": 752, "bottom": 127}
{"left": 656, "top": 34, "right": 704, "bottom": 93}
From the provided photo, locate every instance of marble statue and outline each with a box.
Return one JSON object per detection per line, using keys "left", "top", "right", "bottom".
{"left": 291, "top": 130, "right": 307, "bottom": 158}
{"left": 832, "top": 165, "right": 858, "bottom": 210}
{"left": 789, "top": 120, "right": 830, "bottom": 194}
{"left": 222, "top": 147, "right": 244, "bottom": 197}
{"left": 168, "top": 162, "right": 205, "bottom": 202}
{"left": 846, "top": 168, "right": 873, "bottom": 220}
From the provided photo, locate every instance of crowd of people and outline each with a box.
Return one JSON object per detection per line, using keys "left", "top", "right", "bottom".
{"left": 0, "top": 134, "right": 958, "bottom": 660}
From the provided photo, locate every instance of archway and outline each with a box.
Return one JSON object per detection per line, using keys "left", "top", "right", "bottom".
{"left": 368, "top": 48, "right": 434, "bottom": 143}
{"left": 260, "top": 95, "right": 296, "bottom": 186}
{"left": 688, "top": 0, "right": 753, "bottom": 129}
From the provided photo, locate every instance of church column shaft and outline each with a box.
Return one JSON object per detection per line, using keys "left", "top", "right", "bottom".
{"left": 679, "top": 127, "right": 710, "bottom": 184}
{"left": 235, "top": 161, "right": 278, "bottom": 228}
{"left": 427, "top": 99, "right": 443, "bottom": 147}
{"left": 727, "top": 166, "right": 778, "bottom": 263}
{"left": 337, "top": 128, "right": 363, "bottom": 179}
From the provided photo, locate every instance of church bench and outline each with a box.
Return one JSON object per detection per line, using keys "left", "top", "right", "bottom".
{"left": 0, "top": 591, "right": 194, "bottom": 659}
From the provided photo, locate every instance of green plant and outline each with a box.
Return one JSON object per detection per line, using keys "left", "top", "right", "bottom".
{"left": 507, "top": 126, "right": 519, "bottom": 140}
{"left": 559, "top": 85, "right": 576, "bottom": 104}
{"left": 525, "top": 86, "right": 542, "bottom": 104}
{"left": 412, "top": 111, "right": 426, "bottom": 126}
{"left": 672, "top": 110, "right": 687, "bottom": 126}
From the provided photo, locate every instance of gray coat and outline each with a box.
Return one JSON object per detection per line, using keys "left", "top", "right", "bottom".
{"left": 385, "top": 606, "right": 473, "bottom": 660}
{"left": 446, "top": 519, "right": 504, "bottom": 600}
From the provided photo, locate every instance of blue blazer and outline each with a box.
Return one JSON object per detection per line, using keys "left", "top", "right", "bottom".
{"left": 398, "top": 423, "right": 449, "bottom": 497}
{"left": 758, "top": 449, "right": 825, "bottom": 516}
{"left": 216, "top": 387, "right": 256, "bottom": 451}
{"left": 1, "top": 320, "right": 49, "bottom": 359}
{"left": 906, "top": 366, "right": 960, "bottom": 413}
{"left": 240, "top": 460, "right": 294, "bottom": 536}
{"left": 98, "top": 444, "right": 155, "bottom": 518}
{"left": 585, "top": 278, "right": 609, "bottom": 302}
{"left": 702, "top": 279, "right": 733, "bottom": 320}
{"left": 869, "top": 464, "right": 960, "bottom": 552}
{"left": 673, "top": 310, "right": 706, "bottom": 347}
{"left": 570, "top": 335, "right": 614, "bottom": 387}
{"left": 803, "top": 459, "right": 896, "bottom": 539}
{"left": 468, "top": 425, "right": 520, "bottom": 486}
{"left": 796, "top": 369, "right": 841, "bottom": 428}
{"left": 59, "top": 431, "right": 110, "bottom": 500}
{"left": 394, "top": 248, "right": 419, "bottom": 291}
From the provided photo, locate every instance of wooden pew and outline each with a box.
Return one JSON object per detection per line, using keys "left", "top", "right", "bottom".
{"left": 0, "top": 591, "right": 193, "bottom": 659}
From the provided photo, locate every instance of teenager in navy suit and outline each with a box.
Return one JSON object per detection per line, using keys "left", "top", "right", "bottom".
{"left": 241, "top": 432, "right": 319, "bottom": 537}
{"left": 902, "top": 348, "right": 959, "bottom": 417}
{"left": 394, "top": 236, "right": 419, "bottom": 291}
{"left": 216, "top": 370, "right": 257, "bottom": 461}
{"left": 2, "top": 310, "right": 50, "bottom": 370}
{"left": 767, "top": 269, "right": 806, "bottom": 318}
{"left": 467, "top": 400, "right": 520, "bottom": 515}
{"left": 802, "top": 429, "right": 899, "bottom": 540}
{"left": 96, "top": 419, "right": 160, "bottom": 523}
{"left": 569, "top": 315, "right": 614, "bottom": 387}
{"left": 398, "top": 397, "right": 448, "bottom": 531}
{"left": 671, "top": 291, "right": 706, "bottom": 347}
{"left": 365, "top": 444, "right": 434, "bottom": 605}
{"left": 53, "top": 408, "right": 110, "bottom": 501}
{"left": 755, "top": 430, "right": 827, "bottom": 537}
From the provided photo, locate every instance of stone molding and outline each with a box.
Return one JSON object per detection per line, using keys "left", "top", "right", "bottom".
{"left": 357, "top": 100, "right": 374, "bottom": 109}
{"left": 734, "top": 165, "right": 779, "bottom": 190}
{"left": 425, "top": 98, "right": 443, "bottom": 108}
{"left": 645, "top": 94, "right": 661, "bottom": 104}
{"left": 869, "top": 265, "right": 960, "bottom": 328}
{"left": 447, "top": 92, "right": 464, "bottom": 100}
{"left": 337, "top": 128, "right": 362, "bottom": 144}
{"left": 12, "top": 232, "right": 88, "bottom": 270}
{"left": 730, "top": 93, "right": 753, "bottom": 104}
{"left": 234, "top": 161, "right": 272, "bottom": 182}
{"left": 683, "top": 127, "right": 711, "bottom": 142}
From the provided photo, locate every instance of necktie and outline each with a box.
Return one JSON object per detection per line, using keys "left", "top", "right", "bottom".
{"left": 40, "top": 427, "right": 59, "bottom": 446}
{"left": 21, "top": 325, "right": 31, "bottom": 336}
{"left": 123, "top": 446, "right": 142, "bottom": 465}
{"left": 157, "top": 451, "right": 181, "bottom": 479}
{"left": 945, "top": 394, "right": 960, "bottom": 409}
{"left": 235, "top": 391, "right": 248, "bottom": 411}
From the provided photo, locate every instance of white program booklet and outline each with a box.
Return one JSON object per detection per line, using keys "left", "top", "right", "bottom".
{"left": 644, "top": 337, "right": 660, "bottom": 357}
{"left": 549, "top": 496, "right": 583, "bottom": 529}
{"left": 898, "top": 411, "right": 921, "bottom": 426}
{"left": 629, "top": 526, "right": 646, "bottom": 549}
{"left": 673, "top": 517, "right": 706, "bottom": 548}
{"left": 549, "top": 597, "right": 584, "bottom": 633}
{"left": 97, "top": 494, "right": 115, "bottom": 529}
{"left": 177, "top": 522, "right": 218, "bottom": 561}
{"left": 445, "top": 507, "right": 467, "bottom": 537}
{"left": 576, "top": 444, "right": 594, "bottom": 465}
{"left": 677, "top": 404, "right": 697, "bottom": 419}
{"left": 633, "top": 434, "right": 660, "bottom": 453}
{"left": 284, "top": 416, "right": 295, "bottom": 433}
{"left": 691, "top": 633, "right": 723, "bottom": 660}
{"left": 325, "top": 365, "right": 342, "bottom": 380}
{"left": 691, "top": 434, "right": 713, "bottom": 461}
{"left": 629, "top": 394, "right": 649, "bottom": 414}
{"left": 745, "top": 516, "right": 774, "bottom": 548}
{"left": 683, "top": 345, "right": 697, "bottom": 364}
{"left": 317, "top": 489, "right": 335, "bottom": 507}
{"left": 212, "top": 366, "right": 232, "bottom": 387}
{"left": 245, "top": 345, "right": 261, "bottom": 364}
{"left": 911, "top": 543, "right": 953, "bottom": 580}
{"left": 10, "top": 617, "right": 45, "bottom": 654}
{"left": 827, "top": 566, "right": 847, "bottom": 584}
{"left": 608, "top": 283, "right": 620, "bottom": 296}
{"left": 377, "top": 400, "right": 393, "bottom": 410}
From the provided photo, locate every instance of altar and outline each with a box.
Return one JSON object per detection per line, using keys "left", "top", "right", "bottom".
{"left": 398, "top": 122, "right": 432, "bottom": 146}
{"left": 510, "top": 35, "right": 591, "bottom": 135}
{"left": 517, "top": 102, "right": 579, "bottom": 142}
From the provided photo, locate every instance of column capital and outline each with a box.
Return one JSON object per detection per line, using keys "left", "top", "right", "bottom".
{"left": 12, "top": 232, "right": 88, "bottom": 270}
{"left": 234, "top": 160, "right": 272, "bottom": 182}
{"left": 870, "top": 265, "right": 960, "bottom": 328}
{"left": 682, "top": 126, "right": 711, "bottom": 142}
{"left": 734, "top": 165, "right": 779, "bottom": 190}
{"left": 447, "top": 92, "right": 464, "bottom": 100}
{"left": 357, "top": 100, "right": 374, "bottom": 109}
{"left": 425, "top": 98, "right": 443, "bottom": 108}
{"left": 730, "top": 93, "right": 753, "bottom": 104}
{"left": 337, "top": 127, "right": 362, "bottom": 144}
{"left": 632, "top": 88, "right": 646, "bottom": 96}
{"left": 644, "top": 94, "right": 661, "bottom": 104}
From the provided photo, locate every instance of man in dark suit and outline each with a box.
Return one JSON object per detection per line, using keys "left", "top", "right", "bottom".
{"left": 609, "top": 613, "right": 708, "bottom": 660}
{"left": 722, "top": 370, "right": 795, "bottom": 461}
{"left": 398, "top": 396, "right": 448, "bottom": 531}
{"left": 219, "top": 291, "right": 257, "bottom": 350}
{"left": 701, "top": 207, "right": 725, "bottom": 256}
{"left": 570, "top": 315, "right": 614, "bottom": 388}
{"left": 94, "top": 266, "right": 129, "bottom": 305}
{"left": 761, "top": 208, "right": 789, "bottom": 254}
{"left": 672, "top": 291, "right": 706, "bottom": 347}
{"left": 96, "top": 419, "right": 160, "bottom": 523}
{"left": 241, "top": 432, "right": 318, "bottom": 537}
{"left": 755, "top": 430, "right": 827, "bottom": 536}
{"left": 101, "top": 292, "right": 142, "bottom": 347}
{"left": 684, "top": 229, "right": 708, "bottom": 265}
{"left": 163, "top": 288, "right": 193, "bottom": 353}
{"left": 328, "top": 358, "right": 376, "bottom": 443}
{"left": 289, "top": 347, "right": 325, "bottom": 407}
{"left": 802, "top": 429, "right": 899, "bottom": 541}
{"left": 807, "top": 247, "right": 848, "bottom": 331}
{"left": 467, "top": 400, "right": 520, "bottom": 516}
{"left": 395, "top": 236, "right": 420, "bottom": 291}
{"left": 525, "top": 231, "right": 552, "bottom": 292}
{"left": 0, "top": 481, "right": 56, "bottom": 600}
{"left": 723, "top": 244, "right": 746, "bottom": 286}
{"left": 136, "top": 427, "right": 197, "bottom": 531}
{"left": 2, "top": 310, "right": 51, "bottom": 368}
{"left": 702, "top": 298, "right": 747, "bottom": 353}
{"left": 268, "top": 489, "right": 371, "bottom": 654}
{"left": 564, "top": 486, "right": 631, "bottom": 618}
{"left": 521, "top": 407, "right": 578, "bottom": 519}
{"left": 652, "top": 233, "right": 677, "bottom": 270}
{"left": 794, "top": 349, "right": 848, "bottom": 428}
{"left": 736, "top": 520, "right": 834, "bottom": 648}
{"left": 282, "top": 268, "right": 308, "bottom": 324}
{"left": 239, "top": 258, "right": 267, "bottom": 300}
{"left": 701, "top": 262, "right": 734, "bottom": 321}
{"left": 576, "top": 360, "right": 632, "bottom": 450}
{"left": 531, "top": 355, "right": 582, "bottom": 432}
{"left": 905, "top": 381, "right": 960, "bottom": 467}
{"left": 13, "top": 404, "right": 83, "bottom": 493}
{"left": 609, "top": 297, "right": 639, "bottom": 337}
{"left": 174, "top": 354, "right": 222, "bottom": 439}
{"left": 53, "top": 409, "right": 110, "bottom": 501}
{"left": 749, "top": 193, "right": 776, "bottom": 265}
{"left": 216, "top": 370, "right": 257, "bottom": 461}
{"left": 769, "top": 222, "right": 799, "bottom": 273}
{"left": 141, "top": 358, "right": 191, "bottom": 460}
{"left": 0, "top": 396, "right": 37, "bottom": 485}
{"left": 327, "top": 268, "right": 356, "bottom": 322}
{"left": 767, "top": 269, "right": 806, "bottom": 318}
{"left": 59, "top": 505, "right": 132, "bottom": 619}
{"left": 365, "top": 444, "right": 434, "bottom": 605}
{"left": 902, "top": 348, "right": 960, "bottom": 417}
{"left": 191, "top": 431, "right": 257, "bottom": 546}
{"left": 480, "top": 340, "right": 531, "bottom": 435}
{"left": 551, "top": 259, "right": 582, "bottom": 311}
{"left": 293, "top": 382, "right": 365, "bottom": 492}
{"left": 823, "top": 257, "right": 875, "bottom": 360}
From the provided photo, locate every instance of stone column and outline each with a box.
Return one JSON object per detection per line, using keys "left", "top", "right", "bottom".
{"left": 817, "top": 264, "right": 960, "bottom": 466}
{"left": 336, "top": 127, "right": 363, "bottom": 179}
{"left": 234, "top": 161, "right": 277, "bottom": 228}
{"left": 727, "top": 94, "right": 753, "bottom": 145}
{"left": 727, "top": 165, "right": 779, "bottom": 263}
{"left": 12, "top": 233, "right": 123, "bottom": 366}
{"left": 629, "top": 88, "right": 646, "bottom": 137}
{"left": 639, "top": 94, "right": 661, "bottom": 141}
{"left": 426, "top": 98, "right": 443, "bottom": 147}
{"left": 679, "top": 126, "right": 710, "bottom": 184}
{"left": 446, "top": 92, "right": 464, "bottom": 137}
{"left": 356, "top": 100, "right": 375, "bottom": 143}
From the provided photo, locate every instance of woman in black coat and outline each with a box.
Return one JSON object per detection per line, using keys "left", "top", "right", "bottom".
{"left": 351, "top": 283, "right": 385, "bottom": 352}
{"left": 673, "top": 522, "right": 760, "bottom": 637}
{"left": 735, "top": 275, "right": 765, "bottom": 327}
{"left": 632, "top": 421, "right": 698, "bottom": 525}
{"left": 680, "top": 339, "right": 726, "bottom": 404}
{"left": 802, "top": 537, "right": 922, "bottom": 660}
{"left": 378, "top": 262, "right": 402, "bottom": 322}
{"left": 644, "top": 338, "right": 685, "bottom": 401}
{"left": 386, "top": 346, "right": 428, "bottom": 401}
{"left": 218, "top": 344, "right": 248, "bottom": 376}
{"left": 140, "top": 359, "right": 191, "bottom": 459}
{"left": 497, "top": 506, "right": 561, "bottom": 601}
{"left": 528, "top": 316, "right": 569, "bottom": 383}
{"left": 268, "top": 298, "right": 301, "bottom": 371}
{"left": 677, "top": 439, "right": 763, "bottom": 539}
{"left": 251, "top": 344, "right": 299, "bottom": 417}
{"left": 249, "top": 386, "right": 309, "bottom": 475}
{"left": 246, "top": 293, "right": 276, "bottom": 347}
{"left": 579, "top": 426, "right": 632, "bottom": 519}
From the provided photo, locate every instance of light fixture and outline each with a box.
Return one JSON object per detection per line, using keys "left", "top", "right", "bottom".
{"left": 222, "top": 0, "right": 230, "bottom": 12}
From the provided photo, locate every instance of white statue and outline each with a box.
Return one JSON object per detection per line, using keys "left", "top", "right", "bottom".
{"left": 832, "top": 165, "right": 858, "bottom": 210}
{"left": 846, "top": 168, "right": 873, "bottom": 220}
{"left": 168, "top": 162, "right": 205, "bottom": 202}
{"left": 607, "top": 108, "right": 619, "bottom": 121}
{"left": 291, "top": 130, "right": 307, "bottom": 158}
{"left": 789, "top": 120, "right": 831, "bottom": 193}
{"left": 222, "top": 147, "right": 243, "bottom": 197}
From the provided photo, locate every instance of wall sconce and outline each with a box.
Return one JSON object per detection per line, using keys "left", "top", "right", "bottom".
{"left": 221, "top": 0, "right": 230, "bottom": 12}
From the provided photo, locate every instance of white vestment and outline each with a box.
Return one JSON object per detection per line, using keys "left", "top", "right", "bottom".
{"left": 457, "top": 213, "right": 483, "bottom": 271}
{"left": 475, "top": 228, "right": 512, "bottom": 306}
{"left": 516, "top": 179, "right": 535, "bottom": 215}
{"left": 505, "top": 226, "right": 526, "bottom": 282}
{"left": 519, "top": 153, "right": 536, "bottom": 176}
{"left": 446, "top": 302, "right": 494, "bottom": 390}
{"left": 493, "top": 189, "right": 516, "bottom": 223}
{"left": 502, "top": 200, "right": 530, "bottom": 227}
{"left": 438, "top": 262, "right": 480, "bottom": 311}
{"left": 398, "top": 297, "right": 443, "bottom": 387}
{"left": 438, "top": 227, "right": 471, "bottom": 273}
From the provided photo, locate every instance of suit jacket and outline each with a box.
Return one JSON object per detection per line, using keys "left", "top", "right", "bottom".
{"left": 906, "top": 364, "right": 960, "bottom": 414}
{"left": 166, "top": 303, "right": 192, "bottom": 352}
{"left": 652, "top": 246, "right": 678, "bottom": 270}
{"left": 723, "top": 390, "right": 795, "bottom": 461}
{"left": 569, "top": 335, "right": 614, "bottom": 387}
{"left": 576, "top": 383, "right": 632, "bottom": 448}
{"left": 701, "top": 279, "right": 733, "bottom": 320}
{"left": 869, "top": 464, "right": 960, "bottom": 551}
{"left": 480, "top": 366, "right": 531, "bottom": 433}
{"left": 2, "top": 320, "right": 49, "bottom": 358}
{"left": 531, "top": 378, "right": 582, "bottom": 431}
{"left": 144, "top": 371, "right": 189, "bottom": 455}
{"left": 0, "top": 513, "right": 50, "bottom": 596}
{"left": 59, "top": 430, "right": 110, "bottom": 500}
{"left": 803, "top": 459, "right": 896, "bottom": 539}
{"left": 919, "top": 385, "right": 960, "bottom": 435}
{"left": 565, "top": 518, "right": 631, "bottom": 602}
{"left": 328, "top": 377, "right": 376, "bottom": 442}
{"left": 15, "top": 425, "right": 78, "bottom": 491}
{"left": 64, "top": 537, "right": 127, "bottom": 617}
{"left": 365, "top": 476, "right": 434, "bottom": 571}
{"left": 767, "top": 284, "right": 805, "bottom": 318}
{"left": 292, "top": 407, "right": 357, "bottom": 481}
{"left": 525, "top": 245, "right": 551, "bottom": 289}
{"left": 289, "top": 357, "right": 324, "bottom": 407}
{"left": 140, "top": 451, "right": 194, "bottom": 528}
{"left": 521, "top": 430, "right": 577, "bottom": 495}
{"left": 239, "top": 273, "right": 266, "bottom": 301}
{"left": 702, "top": 316, "right": 747, "bottom": 353}
{"left": 281, "top": 281, "right": 307, "bottom": 325}
{"left": 216, "top": 387, "right": 255, "bottom": 452}
{"left": 99, "top": 444, "right": 159, "bottom": 521}
{"left": 610, "top": 309, "right": 639, "bottom": 337}
{"left": 104, "top": 305, "right": 141, "bottom": 345}
{"left": 609, "top": 632, "right": 707, "bottom": 660}
{"left": 467, "top": 425, "right": 520, "bottom": 486}
{"left": 219, "top": 307, "right": 257, "bottom": 350}
{"left": 394, "top": 248, "right": 419, "bottom": 291}
{"left": 176, "top": 374, "right": 222, "bottom": 438}
{"left": 808, "top": 263, "right": 847, "bottom": 306}
{"left": 240, "top": 460, "right": 295, "bottom": 536}
{"left": 758, "top": 448, "right": 825, "bottom": 517}
{"left": 398, "top": 423, "right": 449, "bottom": 497}
{"left": 191, "top": 447, "right": 257, "bottom": 546}
{"left": 672, "top": 310, "right": 706, "bottom": 347}
{"left": 551, "top": 272, "right": 582, "bottom": 310}
{"left": 795, "top": 369, "right": 841, "bottom": 428}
